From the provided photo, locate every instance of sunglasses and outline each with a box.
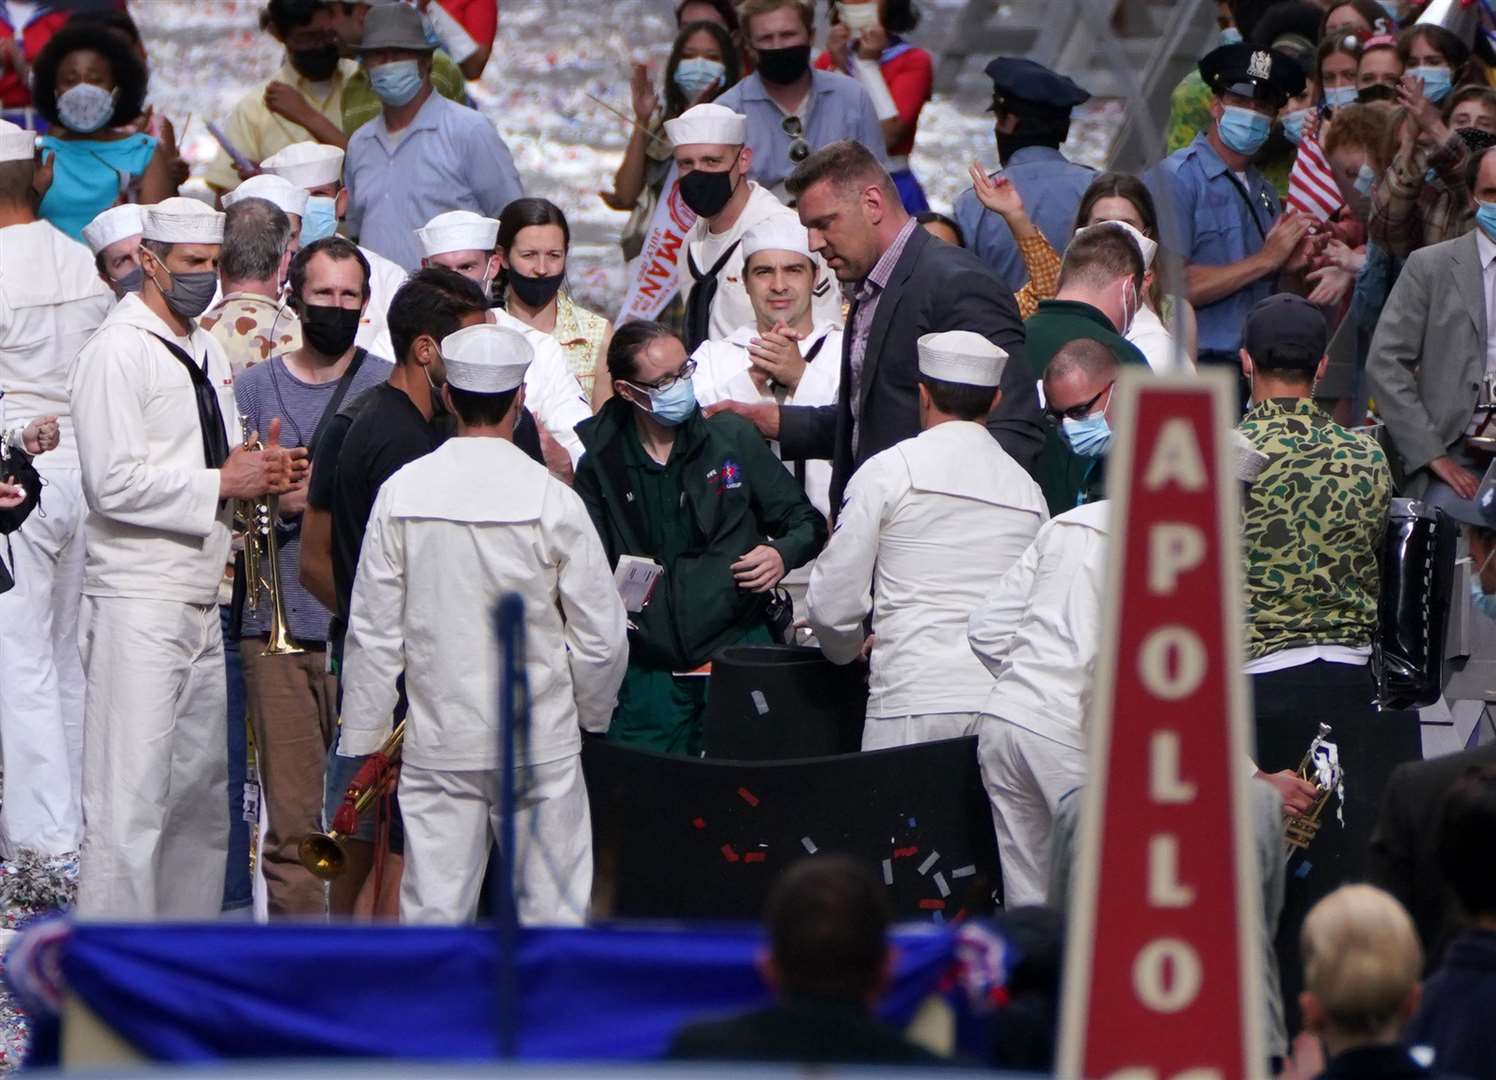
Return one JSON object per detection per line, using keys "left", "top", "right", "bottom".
{"left": 1043, "top": 381, "right": 1113, "bottom": 427}
{"left": 782, "top": 115, "right": 809, "bottom": 164}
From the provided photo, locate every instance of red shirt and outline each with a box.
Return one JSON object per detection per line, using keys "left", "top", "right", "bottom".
{"left": 435, "top": 0, "right": 498, "bottom": 51}
{"left": 0, "top": 10, "right": 70, "bottom": 110}
{"left": 815, "top": 42, "right": 932, "bottom": 158}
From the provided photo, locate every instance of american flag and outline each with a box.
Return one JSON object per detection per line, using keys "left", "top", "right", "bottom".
{"left": 1287, "top": 136, "right": 1344, "bottom": 223}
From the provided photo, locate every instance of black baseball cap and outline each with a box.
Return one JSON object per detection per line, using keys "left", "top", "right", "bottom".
{"left": 1243, "top": 293, "right": 1326, "bottom": 372}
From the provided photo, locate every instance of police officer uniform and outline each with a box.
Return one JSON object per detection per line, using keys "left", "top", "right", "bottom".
{"left": 953, "top": 57, "right": 1095, "bottom": 293}
{"left": 1147, "top": 44, "right": 1304, "bottom": 369}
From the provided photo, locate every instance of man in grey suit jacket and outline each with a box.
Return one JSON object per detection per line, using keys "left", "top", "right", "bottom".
{"left": 707, "top": 141, "right": 1045, "bottom": 515}
{"left": 1367, "top": 149, "right": 1496, "bottom": 500}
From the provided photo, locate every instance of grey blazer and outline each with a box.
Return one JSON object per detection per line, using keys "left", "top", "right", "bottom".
{"left": 1366, "top": 229, "right": 1486, "bottom": 493}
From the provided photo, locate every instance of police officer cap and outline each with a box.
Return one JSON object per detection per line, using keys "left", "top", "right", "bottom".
{"left": 1198, "top": 43, "right": 1305, "bottom": 107}
{"left": 983, "top": 56, "right": 1090, "bottom": 116}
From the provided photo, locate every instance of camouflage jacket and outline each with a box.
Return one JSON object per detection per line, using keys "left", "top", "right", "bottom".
{"left": 1239, "top": 397, "right": 1391, "bottom": 660}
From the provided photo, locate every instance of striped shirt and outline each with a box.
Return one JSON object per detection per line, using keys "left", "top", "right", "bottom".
{"left": 849, "top": 216, "right": 918, "bottom": 455}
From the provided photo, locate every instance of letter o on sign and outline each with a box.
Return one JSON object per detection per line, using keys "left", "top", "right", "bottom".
{"left": 1132, "top": 938, "right": 1203, "bottom": 1014}
{"left": 1138, "top": 626, "right": 1206, "bottom": 701}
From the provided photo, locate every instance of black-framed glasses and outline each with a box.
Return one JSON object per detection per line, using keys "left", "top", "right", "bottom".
{"left": 629, "top": 358, "right": 697, "bottom": 394}
{"left": 782, "top": 115, "right": 809, "bottom": 163}
{"left": 1043, "top": 381, "right": 1114, "bottom": 427}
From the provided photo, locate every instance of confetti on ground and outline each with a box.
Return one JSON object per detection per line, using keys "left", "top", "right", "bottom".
{"left": 691, "top": 817, "right": 706, "bottom": 830}
{"left": 720, "top": 844, "right": 740, "bottom": 863}
{"left": 750, "top": 691, "right": 769, "bottom": 716}
{"left": 917, "top": 851, "right": 940, "bottom": 876}
{"left": 882, "top": 859, "right": 893, "bottom": 885}
{"left": 892, "top": 845, "right": 919, "bottom": 859}
{"left": 950, "top": 864, "right": 976, "bottom": 879}
{"left": 934, "top": 871, "right": 950, "bottom": 898}
{"left": 736, "top": 787, "right": 759, "bottom": 807}
{"left": 800, "top": 837, "right": 818, "bottom": 854}
{"left": 743, "top": 852, "right": 766, "bottom": 864}
{"left": 919, "top": 899, "right": 947, "bottom": 910}
{"left": 906, "top": 817, "right": 917, "bottom": 827}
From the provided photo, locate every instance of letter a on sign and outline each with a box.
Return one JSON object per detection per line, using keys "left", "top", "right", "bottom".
{"left": 1056, "top": 369, "right": 1265, "bottom": 1080}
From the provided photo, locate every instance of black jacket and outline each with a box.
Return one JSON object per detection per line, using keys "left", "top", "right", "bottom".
{"left": 574, "top": 400, "right": 827, "bottom": 671}
{"left": 666, "top": 994, "right": 947, "bottom": 1066}
{"left": 0, "top": 443, "right": 40, "bottom": 536}
{"left": 1369, "top": 742, "right": 1496, "bottom": 969}
{"left": 778, "top": 225, "right": 1044, "bottom": 514}
{"left": 1317, "top": 1045, "right": 1447, "bottom": 1080}
{"left": 1406, "top": 929, "right": 1496, "bottom": 1080}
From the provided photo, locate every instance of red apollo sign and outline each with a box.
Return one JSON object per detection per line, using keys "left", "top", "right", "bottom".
{"left": 1057, "top": 370, "right": 1265, "bottom": 1080}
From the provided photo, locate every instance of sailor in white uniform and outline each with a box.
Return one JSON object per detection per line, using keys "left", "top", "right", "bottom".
{"left": 81, "top": 203, "right": 145, "bottom": 299}
{"left": 339, "top": 323, "right": 627, "bottom": 925}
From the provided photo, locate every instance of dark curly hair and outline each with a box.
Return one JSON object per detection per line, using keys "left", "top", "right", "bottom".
{"left": 31, "top": 22, "right": 149, "bottom": 132}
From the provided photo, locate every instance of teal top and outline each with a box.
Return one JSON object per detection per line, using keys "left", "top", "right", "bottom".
{"left": 38, "top": 133, "right": 157, "bottom": 241}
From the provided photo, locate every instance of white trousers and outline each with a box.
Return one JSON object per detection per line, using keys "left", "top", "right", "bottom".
{"left": 0, "top": 467, "right": 85, "bottom": 857}
{"left": 977, "top": 716, "right": 1088, "bottom": 908}
{"left": 77, "top": 597, "right": 228, "bottom": 919}
{"left": 399, "top": 756, "right": 591, "bottom": 926}
{"left": 861, "top": 711, "right": 982, "bottom": 752}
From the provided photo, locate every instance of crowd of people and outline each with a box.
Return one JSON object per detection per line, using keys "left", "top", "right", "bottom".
{"left": 1, "top": 0, "right": 1495, "bottom": 1073}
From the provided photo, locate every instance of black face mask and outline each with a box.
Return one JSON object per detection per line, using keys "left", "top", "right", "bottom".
{"left": 290, "top": 43, "right": 341, "bottom": 82}
{"left": 299, "top": 303, "right": 361, "bottom": 356}
{"left": 679, "top": 167, "right": 737, "bottom": 218}
{"left": 755, "top": 44, "right": 811, "bottom": 86}
{"left": 508, "top": 270, "right": 565, "bottom": 309}
{"left": 1457, "top": 126, "right": 1496, "bottom": 155}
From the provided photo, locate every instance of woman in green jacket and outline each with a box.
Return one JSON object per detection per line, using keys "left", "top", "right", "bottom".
{"left": 574, "top": 321, "right": 828, "bottom": 755}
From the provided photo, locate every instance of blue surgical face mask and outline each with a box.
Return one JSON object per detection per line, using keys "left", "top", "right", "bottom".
{"left": 1354, "top": 162, "right": 1378, "bottom": 196}
{"left": 368, "top": 59, "right": 424, "bottom": 107}
{"left": 673, "top": 57, "right": 726, "bottom": 101}
{"left": 300, "top": 195, "right": 338, "bottom": 245}
{"left": 1061, "top": 411, "right": 1113, "bottom": 459}
{"left": 1472, "top": 578, "right": 1496, "bottom": 620}
{"left": 1478, "top": 201, "right": 1496, "bottom": 239}
{"left": 635, "top": 375, "right": 697, "bottom": 427}
{"left": 1323, "top": 85, "right": 1359, "bottom": 109}
{"left": 1409, "top": 65, "right": 1453, "bottom": 103}
{"left": 1220, "top": 26, "right": 1244, "bottom": 46}
{"left": 1218, "top": 104, "right": 1272, "bottom": 155}
{"left": 1282, "top": 107, "right": 1313, "bottom": 146}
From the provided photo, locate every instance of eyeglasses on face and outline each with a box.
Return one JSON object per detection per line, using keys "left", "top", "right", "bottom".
{"left": 1043, "top": 381, "right": 1114, "bottom": 427}
{"left": 629, "top": 358, "right": 697, "bottom": 393}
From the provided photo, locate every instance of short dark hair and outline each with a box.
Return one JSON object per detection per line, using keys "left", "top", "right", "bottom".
{"left": 766, "top": 856, "right": 890, "bottom": 1000}
{"left": 915, "top": 211, "right": 965, "bottom": 247}
{"left": 606, "top": 320, "right": 678, "bottom": 384}
{"left": 32, "top": 22, "right": 149, "bottom": 131}
{"left": 0, "top": 159, "right": 33, "bottom": 206}
{"left": 263, "top": 0, "right": 323, "bottom": 34}
{"left": 785, "top": 139, "right": 899, "bottom": 205}
{"left": 387, "top": 267, "right": 490, "bottom": 366}
{"left": 446, "top": 384, "right": 521, "bottom": 427}
{"left": 1436, "top": 764, "right": 1496, "bottom": 919}
{"left": 922, "top": 376, "right": 997, "bottom": 421}
{"left": 1058, "top": 224, "right": 1144, "bottom": 292}
{"left": 289, "top": 236, "right": 371, "bottom": 304}
{"left": 1046, "top": 336, "right": 1119, "bottom": 383}
{"left": 496, "top": 197, "right": 570, "bottom": 302}
{"left": 674, "top": 0, "right": 739, "bottom": 31}
{"left": 1448, "top": 84, "right": 1496, "bottom": 124}
{"left": 221, "top": 198, "right": 291, "bottom": 283}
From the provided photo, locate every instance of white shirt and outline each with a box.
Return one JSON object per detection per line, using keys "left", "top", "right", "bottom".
{"left": 1126, "top": 304, "right": 1189, "bottom": 375}
{"left": 808, "top": 421, "right": 1047, "bottom": 718}
{"left": 691, "top": 321, "right": 843, "bottom": 517}
{"left": 0, "top": 221, "right": 113, "bottom": 470}
{"left": 340, "top": 437, "right": 628, "bottom": 771}
{"left": 684, "top": 182, "right": 843, "bottom": 342}
{"left": 71, "top": 293, "right": 236, "bottom": 605}
{"left": 486, "top": 307, "right": 590, "bottom": 466}
{"left": 968, "top": 500, "right": 1110, "bottom": 750}
{"left": 356, "top": 244, "right": 405, "bottom": 363}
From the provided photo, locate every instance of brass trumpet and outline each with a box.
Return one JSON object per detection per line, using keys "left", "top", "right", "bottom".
{"left": 1284, "top": 722, "right": 1344, "bottom": 856}
{"left": 235, "top": 415, "right": 303, "bottom": 658}
{"left": 299, "top": 720, "right": 406, "bottom": 880}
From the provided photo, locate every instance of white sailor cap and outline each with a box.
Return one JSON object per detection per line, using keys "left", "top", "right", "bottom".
{"left": 0, "top": 119, "right": 34, "bottom": 163}
{"left": 1078, "top": 219, "right": 1157, "bottom": 270}
{"left": 221, "top": 174, "right": 309, "bottom": 219}
{"left": 143, "top": 197, "right": 225, "bottom": 244}
{"left": 82, "top": 203, "right": 144, "bottom": 254}
{"left": 260, "top": 141, "right": 345, "bottom": 190}
{"left": 741, "top": 218, "right": 813, "bottom": 261}
{"left": 440, "top": 323, "right": 534, "bottom": 393}
{"left": 917, "top": 330, "right": 1007, "bottom": 388}
{"left": 664, "top": 102, "right": 747, "bottom": 148}
{"left": 417, "top": 210, "right": 500, "bottom": 258}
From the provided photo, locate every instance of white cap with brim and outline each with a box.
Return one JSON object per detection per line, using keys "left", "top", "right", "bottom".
{"left": 917, "top": 330, "right": 1007, "bottom": 388}
{"left": 741, "top": 218, "right": 813, "bottom": 261}
{"left": 417, "top": 210, "right": 499, "bottom": 258}
{"left": 261, "top": 141, "right": 345, "bottom": 189}
{"left": 664, "top": 103, "right": 747, "bottom": 148}
{"left": 82, "top": 203, "right": 145, "bottom": 254}
{"left": 441, "top": 323, "right": 534, "bottom": 393}
{"left": 1078, "top": 219, "right": 1158, "bottom": 270}
{"left": 143, "top": 197, "right": 225, "bottom": 245}
{"left": 221, "top": 174, "right": 309, "bottom": 219}
{"left": 0, "top": 119, "right": 34, "bottom": 163}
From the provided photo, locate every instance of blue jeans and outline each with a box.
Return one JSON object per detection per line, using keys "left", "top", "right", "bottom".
{"left": 221, "top": 605, "right": 253, "bottom": 912}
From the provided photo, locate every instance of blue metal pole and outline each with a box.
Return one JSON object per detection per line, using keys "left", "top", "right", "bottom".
{"left": 493, "top": 593, "right": 525, "bottom": 1058}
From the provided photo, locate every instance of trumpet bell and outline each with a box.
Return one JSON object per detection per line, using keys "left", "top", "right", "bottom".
{"left": 299, "top": 832, "right": 347, "bottom": 880}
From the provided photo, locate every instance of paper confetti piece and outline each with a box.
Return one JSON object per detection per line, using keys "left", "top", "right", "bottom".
{"left": 950, "top": 865, "right": 976, "bottom": 879}
{"left": 907, "top": 816, "right": 917, "bottom": 827}
{"left": 917, "top": 851, "right": 940, "bottom": 876}
{"left": 801, "top": 837, "right": 818, "bottom": 854}
{"left": 934, "top": 871, "right": 950, "bottom": 898}
{"left": 737, "top": 787, "right": 760, "bottom": 807}
{"left": 892, "top": 845, "right": 919, "bottom": 859}
{"left": 750, "top": 690, "right": 769, "bottom": 715}
{"left": 881, "top": 859, "right": 893, "bottom": 885}
{"left": 721, "top": 844, "right": 740, "bottom": 863}
{"left": 744, "top": 852, "right": 766, "bottom": 864}
{"left": 932, "top": 910, "right": 944, "bottom": 924}
{"left": 918, "top": 898, "right": 946, "bottom": 910}
{"left": 691, "top": 817, "right": 706, "bottom": 830}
